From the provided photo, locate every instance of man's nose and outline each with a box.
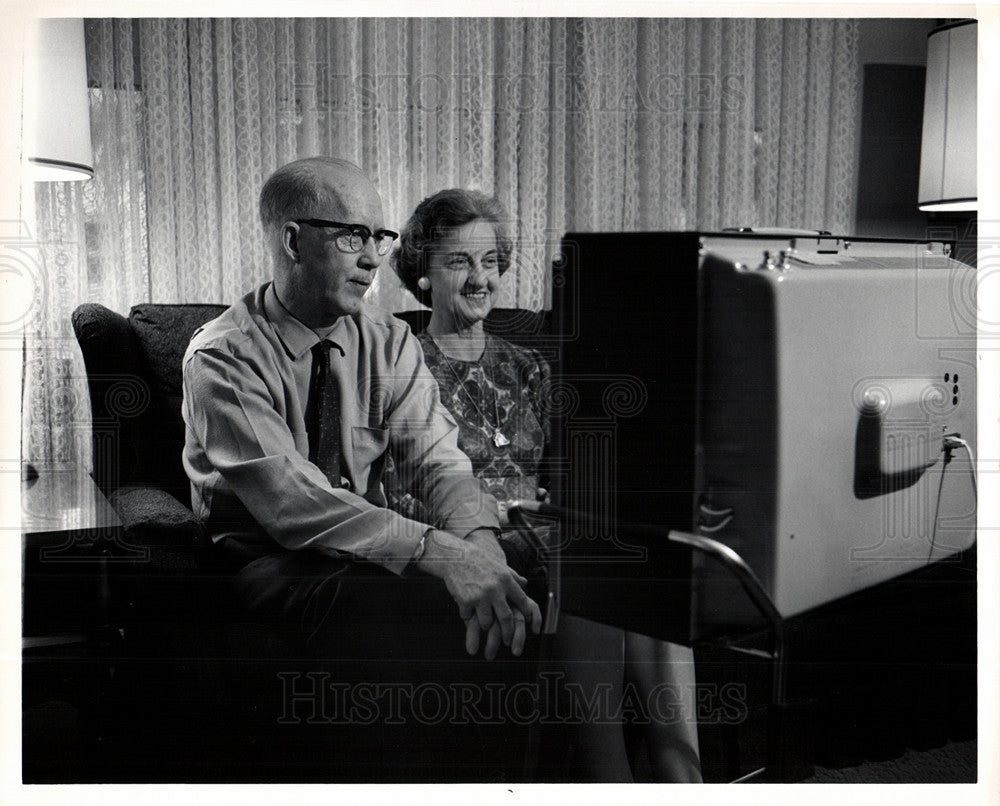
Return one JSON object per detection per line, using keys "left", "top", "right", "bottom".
{"left": 357, "top": 236, "right": 381, "bottom": 269}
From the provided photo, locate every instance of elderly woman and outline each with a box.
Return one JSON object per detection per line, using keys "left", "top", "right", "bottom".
{"left": 391, "top": 190, "right": 547, "bottom": 528}
{"left": 390, "top": 188, "right": 702, "bottom": 782}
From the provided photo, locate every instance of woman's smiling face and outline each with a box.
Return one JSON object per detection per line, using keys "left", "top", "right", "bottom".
{"left": 426, "top": 218, "right": 501, "bottom": 331}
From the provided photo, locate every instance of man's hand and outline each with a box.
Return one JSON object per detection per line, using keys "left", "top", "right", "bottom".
{"left": 417, "top": 529, "right": 542, "bottom": 660}
{"left": 464, "top": 528, "right": 527, "bottom": 658}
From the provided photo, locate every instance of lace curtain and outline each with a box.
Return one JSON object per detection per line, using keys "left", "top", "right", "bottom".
{"left": 24, "top": 17, "right": 860, "bottom": 469}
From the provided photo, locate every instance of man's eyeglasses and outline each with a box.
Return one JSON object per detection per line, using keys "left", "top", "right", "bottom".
{"left": 296, "top": 219, "right": 399, "bottom": 256}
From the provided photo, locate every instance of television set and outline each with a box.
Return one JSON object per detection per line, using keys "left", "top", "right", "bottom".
{"left": 551, "top": 232, "right": 977, "bottom": 642}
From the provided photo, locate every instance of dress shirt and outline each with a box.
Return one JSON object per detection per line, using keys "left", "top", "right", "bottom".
{"left": 182, "top": 283, "right": 500, "bottom": 575}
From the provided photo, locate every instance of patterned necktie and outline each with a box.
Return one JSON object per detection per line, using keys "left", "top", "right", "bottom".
{"left": 306, "top": 340, "right": 341, "bottom": 486}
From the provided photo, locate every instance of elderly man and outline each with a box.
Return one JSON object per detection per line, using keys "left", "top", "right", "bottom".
{"left": 181, "top": 157, "right": 541, "bottom": 666}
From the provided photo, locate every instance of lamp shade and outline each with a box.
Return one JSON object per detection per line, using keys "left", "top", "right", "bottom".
{"left": 28, "top": 18, "right": 94, "bottom": 181}
{"left": 918, "top": 20, "right": 977, "bottom": 212}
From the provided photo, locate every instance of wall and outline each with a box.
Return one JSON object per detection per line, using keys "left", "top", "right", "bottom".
{"left": 853, "top": 17, "right": 976, "bottom": 262}
{"left": 853, "top": 18, "right": 935, "bottom": 239}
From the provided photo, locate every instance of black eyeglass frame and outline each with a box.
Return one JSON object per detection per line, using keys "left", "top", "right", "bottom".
{"left": 295, "top": 219, "right": 399, "bottom": 255}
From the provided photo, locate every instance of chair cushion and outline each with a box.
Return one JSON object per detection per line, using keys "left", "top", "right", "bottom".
{"left": 483, "top": 308, "right": 550, "bottom": 344}
{"left": 393, "top": 309, "right": 430, "bottom": 334}
{"left": 71, "top": 304, "right": 149, "bottom": 492}
{"left": 127, "top": 304, "right": 227, "bottom": 499}
{"left": 130, "top": 304, "right": 228, "bottom": 398}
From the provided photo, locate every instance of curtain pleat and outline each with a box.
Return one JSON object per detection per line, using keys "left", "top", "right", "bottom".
{"left": 755, "top": 18, "right": 783, "bottom": 227}
{"left": 829, "top": 20, "right": 862, "bottom": 231}
{"left": 189, "top": 20, "right": 222, "bottom": 302}
{"left": 516, "top": 20, "right": 551, "bottom": 309}
{"left": 27, "top": 17, "right": 862, "bottom": 470}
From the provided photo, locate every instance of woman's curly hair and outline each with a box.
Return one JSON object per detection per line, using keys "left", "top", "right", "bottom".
{"left": 392, "top": 189, "right": 513, "bottom": 307}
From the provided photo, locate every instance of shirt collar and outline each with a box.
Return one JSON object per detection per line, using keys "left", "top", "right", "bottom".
{"left": 263, "top": 283, "right": 345, "bottom": 359}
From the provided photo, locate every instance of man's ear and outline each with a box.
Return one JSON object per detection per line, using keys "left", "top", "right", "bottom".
{"left": 281, "top": 222, "right": 300, "bottom": 262}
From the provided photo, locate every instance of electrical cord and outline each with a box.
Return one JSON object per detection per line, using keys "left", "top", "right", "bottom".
{"left": 943, "top": 435, "right": 977, "bottom": 498}
{"left": 929, "top": 435, "right": 977, "bottom": 562}
{"left": 928, "top": 453, "right": 949, "bottom": 563}
{"left": 699, "top": 502, "right": 734, "bottom": 518}
{"left": 698, "top": 514, "right": 734, "bottom": 533}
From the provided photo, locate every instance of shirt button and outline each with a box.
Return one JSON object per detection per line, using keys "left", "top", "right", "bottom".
{"left": 340, "top": 479, "right": 351, "bottom": 489}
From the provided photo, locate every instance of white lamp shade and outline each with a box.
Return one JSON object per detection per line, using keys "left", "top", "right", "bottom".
{"left": 918, "top": 20, "right": 977, "bottom": 212}
{"left": 28, "top": 18, "right": 94, "bottom": 181}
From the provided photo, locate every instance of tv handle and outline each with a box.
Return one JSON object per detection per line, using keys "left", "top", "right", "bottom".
{"left": 506, "top": 499, "right": 784, "bottom": 660}
{"left": 507, "top": 499, "right": 790, "bottom": 782}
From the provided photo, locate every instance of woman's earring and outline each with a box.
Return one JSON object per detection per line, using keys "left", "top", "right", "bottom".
{"left": 417, "top": 276, "right": 431, "bottom": 290}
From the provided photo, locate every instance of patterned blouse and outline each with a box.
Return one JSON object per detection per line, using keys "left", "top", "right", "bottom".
{"left": 420, "top": 332, "right": 550, "bottom": 506}
{"left": 387, "top": 332, "right": 550, "bottom": 521}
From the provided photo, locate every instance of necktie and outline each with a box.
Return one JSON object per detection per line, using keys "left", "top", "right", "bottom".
{"left": 306, "top": 340, "right": 341, "bottom": 486}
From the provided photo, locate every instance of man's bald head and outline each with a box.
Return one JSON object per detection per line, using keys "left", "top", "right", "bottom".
{"left": 259, "top": 157, "right": 382, "bottom": 270}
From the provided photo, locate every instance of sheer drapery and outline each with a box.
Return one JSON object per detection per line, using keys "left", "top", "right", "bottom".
{"left": 84, "top": 17, "right": 861, "bottom": 310}
{"left": 24, "top": 17, "right": 860, "bottom": 468}
{"left": 23, "top": 183, "right": 90, "bottom": 468}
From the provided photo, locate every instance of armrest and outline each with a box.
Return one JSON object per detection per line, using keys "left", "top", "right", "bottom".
{"left": 105, "top": 487, "right": 230, "bottom": 625}
{"left": 108, "top": 486, "right": 205, "bottom": 566}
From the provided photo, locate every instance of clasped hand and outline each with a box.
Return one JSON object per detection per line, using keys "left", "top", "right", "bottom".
{"left": 419, "top": 528, "right": 542, "bottom": 660}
